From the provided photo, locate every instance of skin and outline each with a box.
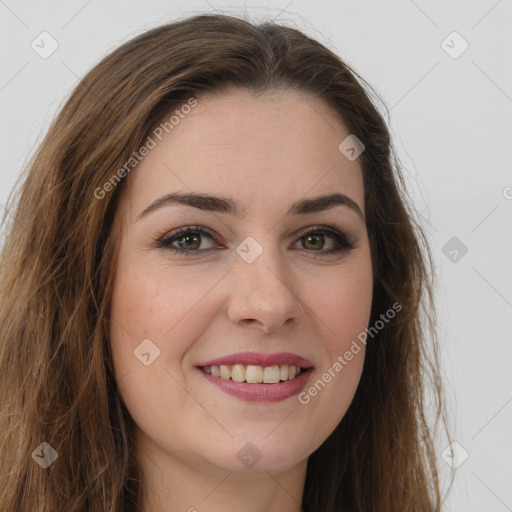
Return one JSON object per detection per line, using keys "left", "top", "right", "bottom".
{"left": 109, "top": 89, "right": 373, "bottom": 512}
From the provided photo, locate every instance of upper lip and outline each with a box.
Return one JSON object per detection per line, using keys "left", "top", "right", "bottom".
{"left": 197, "top": 351, "right": 314, "bottom": 369}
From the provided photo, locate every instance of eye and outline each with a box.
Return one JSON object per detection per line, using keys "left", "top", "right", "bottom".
{"left": 155, "top": 226, "right": 219, "bottom": 255}
{"left": 154, "top": 225, "right": 355, "bottom": 257}
{"left": 292, "top": 226, "right": 355, "bottom": 256}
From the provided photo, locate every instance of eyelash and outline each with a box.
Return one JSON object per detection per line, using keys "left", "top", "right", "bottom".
{"left": 154, "top": 225, "right": 355, "bottom": 258}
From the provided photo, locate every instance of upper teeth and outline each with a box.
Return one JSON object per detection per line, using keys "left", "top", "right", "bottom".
{"left": 203, "top": 364, "right": 301, "bottom": 384}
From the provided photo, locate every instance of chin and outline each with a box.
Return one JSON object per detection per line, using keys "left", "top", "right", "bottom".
{"left": 199, "top": 432, "right": 312, "bottom": 474}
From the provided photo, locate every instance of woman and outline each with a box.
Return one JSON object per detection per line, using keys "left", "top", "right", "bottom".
{"left": 0, "top": 13, "right": 452, "bottom": 511}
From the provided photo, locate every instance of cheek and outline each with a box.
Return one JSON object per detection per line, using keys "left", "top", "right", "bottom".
{"left": 308, "top": 256, "right": 373, "bottom": 353}
{"left": 295, "top": 257, "right": 372, "bottom": 448}
{"left": 108, "top": 255, "right": 227, "bottom": 400}
{"left": 109, "top": 255, "right": 221, "bottom": 352}
{"left": 107, "top": 259, "right": 224, "bottom": 446}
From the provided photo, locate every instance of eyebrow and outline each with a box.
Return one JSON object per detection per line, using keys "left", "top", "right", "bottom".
{"left": 137, "top": 191, "right": 364, "bottom": 221}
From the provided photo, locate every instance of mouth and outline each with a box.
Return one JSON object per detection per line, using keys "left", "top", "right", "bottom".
{"left": 201, "top": 363, "right": 305, "bottom": 384}
{"left": 196, "top": 352, "right": 314, "bottom": 402}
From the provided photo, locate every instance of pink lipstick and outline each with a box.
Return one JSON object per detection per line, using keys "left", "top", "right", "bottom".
{"left": 196, "top": 351, "right": 314, "bottom": 402}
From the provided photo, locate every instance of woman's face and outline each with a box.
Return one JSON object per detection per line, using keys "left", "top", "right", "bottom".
{"left": 109, "top": 89, "right": 373, "bottom": 475}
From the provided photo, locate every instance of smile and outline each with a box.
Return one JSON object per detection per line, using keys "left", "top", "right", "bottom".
{"left": 202, "top": 364, "right": 304, "bottom": 384}
{"left": 197, "top": 352, "right": 314, "bottom": 402}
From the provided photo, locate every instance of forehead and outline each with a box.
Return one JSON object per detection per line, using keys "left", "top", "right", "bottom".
{"left": 121, "top": 89, "right": 364, "bottom": 220}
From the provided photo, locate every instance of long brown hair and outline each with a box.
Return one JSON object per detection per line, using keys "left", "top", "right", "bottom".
{"left": 0, "top": 13, "right": 452, "bottom": 511}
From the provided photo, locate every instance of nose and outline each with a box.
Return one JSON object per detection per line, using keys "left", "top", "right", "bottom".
{"left": 226, "top": 245, "right": 305, "bottom": 334}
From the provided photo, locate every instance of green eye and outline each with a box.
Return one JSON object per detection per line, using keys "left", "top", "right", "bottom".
{"left": 294, "top": 227, "right": 354, "bottom": 255}
{"left": 174, "top": 233, "right": 202, "bottom": 251}
{"left": 301, "top": 233, "right": 326, "bottom": 250}
{"left": 156, "top": 225, "right": 355, "bottom": 257}
{"left": 156, "top": 226, "right": 218, "bottom": 255}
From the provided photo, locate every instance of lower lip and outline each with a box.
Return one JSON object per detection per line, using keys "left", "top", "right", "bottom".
{"left": 199, "top": 368, "right": 313, "bottom": 402}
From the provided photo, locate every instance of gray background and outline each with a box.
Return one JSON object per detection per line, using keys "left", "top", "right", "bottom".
{"left": 1, "top": 1, "right": 511, "bottom": 510}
